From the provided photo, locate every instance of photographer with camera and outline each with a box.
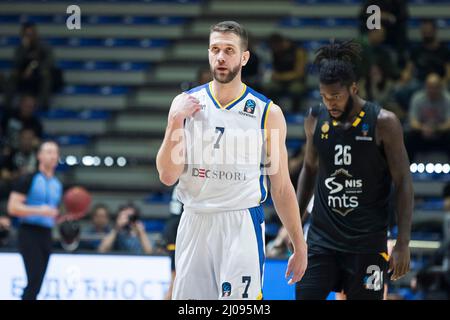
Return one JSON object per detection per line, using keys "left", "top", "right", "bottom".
{"left": 98, "top": 203, "right": 153, "bottom": 254}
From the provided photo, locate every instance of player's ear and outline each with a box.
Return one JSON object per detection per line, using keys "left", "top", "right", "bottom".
{"left": 242, "top": 50, "right": 250, "bottom": 66}
{"left": 351, "top": 82, "right": 358, "bottom": 95}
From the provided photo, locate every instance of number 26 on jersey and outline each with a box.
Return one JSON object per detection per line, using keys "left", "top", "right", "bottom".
{"left": 335, "top": 144, "right": 352, "bottom": 166}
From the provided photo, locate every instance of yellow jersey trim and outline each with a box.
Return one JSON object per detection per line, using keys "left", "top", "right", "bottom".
{"left": 208, "top": 82, "right": 247, "bottom": 110}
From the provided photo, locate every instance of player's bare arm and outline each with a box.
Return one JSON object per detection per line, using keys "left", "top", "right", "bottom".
{"left": 266, "top": 103, "right": 307, "bottom": 284}
{"left": 156, "top": 93, "right": 201, "bottom": 186}
{"left": 377, "top": 109, "right": 414, "bottom": 281}
{"left": 296, "top": 109, "right": 319, "bottom": 223}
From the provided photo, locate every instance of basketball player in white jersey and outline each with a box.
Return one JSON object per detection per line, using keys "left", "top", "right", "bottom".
{"left": 156, "top": 21, "right": 307, "bottom": 300}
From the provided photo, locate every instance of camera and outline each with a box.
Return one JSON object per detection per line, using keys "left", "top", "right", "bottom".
{"left": 129, "top": 211, "right": 140, "bottom": 223}
{"left": 117, "top": 203, "right": 141, "bottom": 230}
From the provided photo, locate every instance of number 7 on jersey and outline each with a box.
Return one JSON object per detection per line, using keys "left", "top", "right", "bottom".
{"left": 214, "top": 127, "right": 225, "bottom": 149}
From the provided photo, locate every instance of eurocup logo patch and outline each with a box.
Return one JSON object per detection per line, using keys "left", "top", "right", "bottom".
{"left": 244, "top": 99, "right": 256, "bottom": 114}
{"left": 222, "top": 282, "right": 232, "bottom": 297}
{"left": 362, "top": 123, "right": 369, "bottom": 136}
{"left": 355, "top": 123, "right": 373, "bottom": 141}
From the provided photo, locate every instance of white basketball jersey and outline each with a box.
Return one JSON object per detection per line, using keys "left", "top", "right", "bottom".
{"left": 177, "top": 82, "right": 272, "bottom": 212}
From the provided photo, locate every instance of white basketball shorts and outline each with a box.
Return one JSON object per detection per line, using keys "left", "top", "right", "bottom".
{"left": 172, "top": 205, "right": 265, "bottom": 300}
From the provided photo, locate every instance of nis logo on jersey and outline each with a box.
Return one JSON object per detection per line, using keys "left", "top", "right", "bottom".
{"left": 325, "top": 168, "right": 363, "bottom": 216}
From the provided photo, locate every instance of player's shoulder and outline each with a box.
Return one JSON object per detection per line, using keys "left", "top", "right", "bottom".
{"left": 246, "top": 86, "right": 271, "bottom": 105}
{"left": 185, "top": 82, "right": 209, "bottom": 95}
{"left": 20, "top": 171, "right": 38, "bottom": 184}
{"left": 53, "top": 175, "right": 63, "bottom": 188}
{"left": 265, "top": 103, "right": 286, "bottom": 131}
{"left": 377, "top": 108, "right": 400, "bottom": 126}
{"left": 11, "top": 171, "right": 37, "bottom": 195}
{"left": 171, "top": 83, "right": 208, "bottom": 103}
{"left": 376, "top": 108, "right": 402, "bottom": 136}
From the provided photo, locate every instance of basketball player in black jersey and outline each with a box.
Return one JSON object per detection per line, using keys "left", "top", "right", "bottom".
{"left": 296, "top": 40, "right": 414, "bottom": 300}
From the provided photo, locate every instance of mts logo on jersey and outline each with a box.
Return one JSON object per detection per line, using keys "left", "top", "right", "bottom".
{"left": 192, "top": 168, "right": 247, "bottom": 181}
{"left": 325, "top": 168, "right": 363, "bottom": 216}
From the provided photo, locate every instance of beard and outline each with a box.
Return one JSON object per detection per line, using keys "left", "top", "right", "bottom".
{"left": 328, "top": 95, "right": 354, "bottom": 122}
{"left": 212, "top": 64, "right": 240, "bottom": 84}
{"left": 423, "top": 35, "right": 436, "bottom": 45}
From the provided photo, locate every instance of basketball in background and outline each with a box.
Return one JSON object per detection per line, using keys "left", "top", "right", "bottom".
{"left": 63, "top": 186, "right": 92, "bottom": 219}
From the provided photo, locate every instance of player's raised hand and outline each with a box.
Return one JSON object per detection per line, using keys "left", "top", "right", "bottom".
{"left": 168, "top": 93, "right": 202, "bottom": 124}
{"left": 389, "top": 242, "right": 410, "bottom": 281}
{"left": 285, "top": 244, "right": 308, "bottom": 285}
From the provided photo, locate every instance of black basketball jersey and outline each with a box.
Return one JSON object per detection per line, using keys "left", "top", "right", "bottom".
{"left": 307, "top": 102, "right": 392, "bottom": 254}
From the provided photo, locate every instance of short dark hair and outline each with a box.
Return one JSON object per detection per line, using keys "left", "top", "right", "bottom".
{"left": 210, "top": 21, "right": 248, "bottom": 51}
{"left": 59, "top": 220, "right": 80, "bottom": 243}
{"left": 20, "top": 93, "right": 37, "bottom": 101}
{"left": 91, "top": 203, "right": 110, "bottom": 216}
{"left": 268, "top": 33, "right": 284, "bottom": 46}
{"left": 117, "top": 202, "right": 140, "bottom": 215}
{"left": 19, "top": 127, "right": 36, "bottom": 135}
{"left": 314, "top": 39, "right": 362, "bottom": 87}
{"left": 38, "top": 139, "right": 59, "bottom": 152}
{"left": 421, "top": 18, "right": 436, "bottom": 29}
{"left": 21, "top": 22, "right": 36, "bottom": 34}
